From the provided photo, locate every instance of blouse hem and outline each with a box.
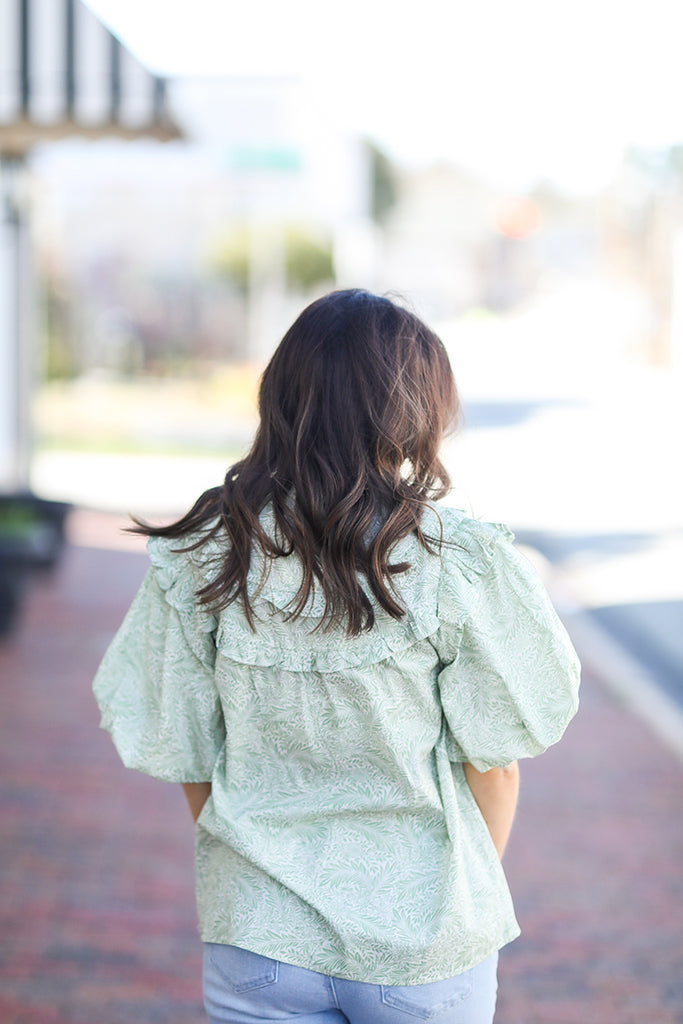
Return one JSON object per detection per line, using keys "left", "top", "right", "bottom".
{"left": 196, "top": 924, "right": 522, "bottom": 986}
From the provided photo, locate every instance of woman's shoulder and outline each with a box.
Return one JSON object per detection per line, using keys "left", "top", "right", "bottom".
{"left": 420, "top": 504, "right": 515, "bottom": 582}
{"left": 143, "top": 505, "right": 516, "bottom": 611}
{"left": 146, "top": 526, "right": 221, "bottom": 613}
{"left": 141, "top": 506, "right": 522, "bottom": 668}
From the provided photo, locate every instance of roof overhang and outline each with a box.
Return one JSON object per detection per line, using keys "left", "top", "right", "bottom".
{"left": 0, "top": 0, "right": 183, "bottom": 159}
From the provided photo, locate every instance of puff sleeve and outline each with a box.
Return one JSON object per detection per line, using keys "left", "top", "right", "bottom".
{"left": 93, "top": 537, "right": 226, "bottom": 782}
{"left": 435, "top": 522, "right": 580, "bottom": 772}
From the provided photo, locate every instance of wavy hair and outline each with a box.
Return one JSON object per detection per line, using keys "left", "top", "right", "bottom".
{"left": 134, "top": 289, "right": 459, "bottom": 635}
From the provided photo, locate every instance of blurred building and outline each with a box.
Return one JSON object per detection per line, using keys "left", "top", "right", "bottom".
{"left": 376, "top": 162, "right": 599, "bottom": 321}
{"left": 0, "top": 0, "right": 178, "bottom": 489}
{"left": 598, "top": 147, "right": 683, "bottom": 368}
{"left": 31, "top": 76, "right": 376, "bottom": 369}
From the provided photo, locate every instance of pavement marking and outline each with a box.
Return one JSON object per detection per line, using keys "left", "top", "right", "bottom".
{"left": 521, "top": 545, "right": 683, "bottom": 768}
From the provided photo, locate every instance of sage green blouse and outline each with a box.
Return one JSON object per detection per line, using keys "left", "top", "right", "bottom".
{"left": 93, "top": 504, "right": 580, "bottom": 985}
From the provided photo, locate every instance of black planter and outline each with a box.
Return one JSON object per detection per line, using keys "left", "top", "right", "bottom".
{"left": 0, "top": 558, "right": 28, "bottom": 636}
{"left": 0, "top": 493, "right": 71, "bottom": 569}
{"left": 0, "top": 493, "right": 72, "bottom": 637}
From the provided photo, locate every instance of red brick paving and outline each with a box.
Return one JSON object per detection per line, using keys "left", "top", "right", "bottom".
{"left": 1, "top": 510, "right": 681, "bottom": 1024}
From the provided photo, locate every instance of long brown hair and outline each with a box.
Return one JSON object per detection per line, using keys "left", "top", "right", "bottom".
{"left": 134, "top": 289, "right": 459, "bottom": 635}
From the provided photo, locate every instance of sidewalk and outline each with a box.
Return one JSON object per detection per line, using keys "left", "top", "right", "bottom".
{"left": 1, "top": 509, "right": 681, "bottom": 1024}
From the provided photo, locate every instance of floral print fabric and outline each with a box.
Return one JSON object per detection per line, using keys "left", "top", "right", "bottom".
{"left": 93, "top": 505, "right": 580, "bottom": 985}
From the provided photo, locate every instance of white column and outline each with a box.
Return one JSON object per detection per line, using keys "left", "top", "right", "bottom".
{"left": 0, "top": 157, "right": 31, "bottom": 491}
{"left": 670, "top": 227, "right": 683, "bottom": 377}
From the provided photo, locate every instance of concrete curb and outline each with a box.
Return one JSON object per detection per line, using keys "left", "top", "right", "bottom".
{"left": 519, "top": 544, "right": 683, "bottom": 768}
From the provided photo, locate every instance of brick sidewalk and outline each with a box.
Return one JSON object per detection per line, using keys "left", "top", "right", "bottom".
{"left": 1, "top": 512, "right": 681, "bottom": 1024}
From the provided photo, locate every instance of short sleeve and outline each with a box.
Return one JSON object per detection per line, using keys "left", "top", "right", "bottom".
{"left": 435, "top": 524, "right": 580, "bottom": 772}
{"left": 93, "top": 543, "right": 226, "bottom": 783}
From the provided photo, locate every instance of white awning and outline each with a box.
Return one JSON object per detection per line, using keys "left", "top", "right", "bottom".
{"left": 0, "top": 0, "right": 181, "bottom": 156}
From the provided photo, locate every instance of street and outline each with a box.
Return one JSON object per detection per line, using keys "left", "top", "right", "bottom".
{"left": 437, "top": 289, "right": 683, "bottom": 739}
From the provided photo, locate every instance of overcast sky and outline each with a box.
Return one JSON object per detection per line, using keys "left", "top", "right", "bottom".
{"left": 84, "top": 0, "right": 682, "bottom": 193}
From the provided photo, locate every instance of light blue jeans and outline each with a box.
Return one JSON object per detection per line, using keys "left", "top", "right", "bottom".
{"left": 202, "top": 943, "right": 499, "bottom": 1024}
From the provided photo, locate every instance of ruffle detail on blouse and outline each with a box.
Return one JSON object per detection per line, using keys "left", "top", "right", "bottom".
{"left": 148, "top": 537, "right": 215, "bottom": 622}
{"left": 437, "top": 510, "right": 514, "bottom": 584}
{"left": 215, "top": 514, "right": 443, "bottom": 669}
{"left": 146, "top": 507, "right": 515, "bottom": 673}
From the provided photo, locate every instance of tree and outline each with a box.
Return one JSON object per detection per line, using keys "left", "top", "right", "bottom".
{"left": 211, "top": 223, "right": 334, "bottom": 295}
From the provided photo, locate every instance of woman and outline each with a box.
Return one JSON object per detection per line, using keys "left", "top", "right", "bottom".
{"left": 94, "top": 289, "right": 580, "bottom": 1024}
